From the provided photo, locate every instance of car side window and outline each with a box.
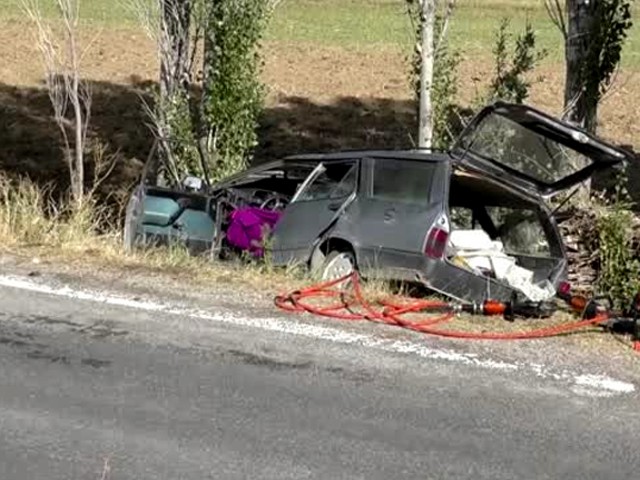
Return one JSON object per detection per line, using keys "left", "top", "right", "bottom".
{"left": 296, "top": 162, "right": 357, "bottom": 202}
{"left": 370, "top": 158, "right": 434, "bottom": 205}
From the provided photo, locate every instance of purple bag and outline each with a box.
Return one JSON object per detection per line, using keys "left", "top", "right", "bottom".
{"left": 226, "top": 207, "right": 282, "bottom": 257}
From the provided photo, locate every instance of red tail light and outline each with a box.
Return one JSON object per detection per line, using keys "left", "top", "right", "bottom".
{"left": 425, "top": 227, "right": 449, "bottom": 258}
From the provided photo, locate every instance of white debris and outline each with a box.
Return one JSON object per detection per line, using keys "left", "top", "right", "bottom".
{"left": 448, "top": 229, "right": 556, "bottom": 301}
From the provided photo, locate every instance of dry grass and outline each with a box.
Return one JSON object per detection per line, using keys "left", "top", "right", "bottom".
{"left": 0, "top": 175, "right": 316, "bottom": 297}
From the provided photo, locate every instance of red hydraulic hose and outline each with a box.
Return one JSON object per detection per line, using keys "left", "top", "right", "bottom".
{"left": 274, "top": 272, "right": 610, "bottom": 341}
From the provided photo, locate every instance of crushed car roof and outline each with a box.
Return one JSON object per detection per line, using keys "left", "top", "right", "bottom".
{"left": 211, "top": 150, "right": 451, "bottom": 190}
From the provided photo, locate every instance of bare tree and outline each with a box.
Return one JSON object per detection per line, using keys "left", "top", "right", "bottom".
{"left": 417, "top": 0, "right": 435, "bottom": 149}
{"left": 414, "top": 0, "right": 456, "bottom": 150}
{"left": 22, "top": 0, "right": 91, "bottom": 207}
{"left": 547, "top": 0, "right": 598, "bottom": 130}
{"left": 131, "top": 0, "right": 282, "bottom": 184}
{"left": 129, "top": 0, "right": 199, "bottom": 184}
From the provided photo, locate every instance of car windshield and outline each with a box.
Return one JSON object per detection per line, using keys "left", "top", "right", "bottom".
{"left": 457, "top": 112, "right": 592, "bottom": 185}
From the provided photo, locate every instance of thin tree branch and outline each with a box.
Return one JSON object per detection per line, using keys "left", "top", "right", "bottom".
{"left": 436, "top": 0, "right": 456, "bottom": 52}
{"left": 544, "top": 0, "right": 568, "bottom": 40}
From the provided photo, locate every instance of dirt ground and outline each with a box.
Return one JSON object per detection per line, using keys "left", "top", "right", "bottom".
{"left": 0, "top": 20, "right": 638, "bottom": 202}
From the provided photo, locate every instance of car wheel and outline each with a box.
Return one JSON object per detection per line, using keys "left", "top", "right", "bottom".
{"left": 320, "top": 250, "right": 356, "bottom": 282}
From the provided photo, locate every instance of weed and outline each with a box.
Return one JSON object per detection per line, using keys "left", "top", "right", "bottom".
{"left": 0, "top": 176, "right": 310, "bottom": 293}
{"left": 0, "top": 175, "right": 55, "bottom": 246}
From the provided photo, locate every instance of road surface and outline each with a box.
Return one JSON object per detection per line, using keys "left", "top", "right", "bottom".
{"left": 0, "top": 274, "right": 639, "bottom": 480}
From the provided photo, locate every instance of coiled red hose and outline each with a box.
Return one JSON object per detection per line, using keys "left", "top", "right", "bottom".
{"left": 274, "top": 272, "right": 609, "bottom": 340}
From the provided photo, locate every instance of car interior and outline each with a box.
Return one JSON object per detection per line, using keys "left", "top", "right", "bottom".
{"left": 447, "top": 167, "right": 563, "bottom": 286}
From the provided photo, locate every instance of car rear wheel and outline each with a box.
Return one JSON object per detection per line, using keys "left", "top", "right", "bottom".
{"left": 320, "top": 250, "right": 356, "bottom": 282}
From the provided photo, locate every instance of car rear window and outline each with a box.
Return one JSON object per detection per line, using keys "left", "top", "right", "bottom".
{"left": 457, "top": 112, "right": 591, "bottom": 185}
{"left": 371, "top": 158, "right": 436, "bottom": 205}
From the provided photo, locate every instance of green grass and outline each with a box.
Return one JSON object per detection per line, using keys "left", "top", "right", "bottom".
{"left": 1, "top": 0, "right": 137, "bottom": 24}
{"left": 1, "top": 0, "right": 638, "bottom": 67}
{"left": 267, "top": 0, "right": 639, "bottom": 67}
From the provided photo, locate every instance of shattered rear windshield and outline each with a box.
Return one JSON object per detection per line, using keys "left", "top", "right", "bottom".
{"left": 458, "top": 113, "right": 592, "bottom": 185}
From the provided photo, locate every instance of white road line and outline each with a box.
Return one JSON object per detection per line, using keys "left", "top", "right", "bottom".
{"left": 0, "top": 274, "right": 635, "bottom": 396}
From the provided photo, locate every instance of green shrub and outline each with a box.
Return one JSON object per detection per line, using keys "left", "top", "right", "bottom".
{"left": 485, "top": 18, "right": 547, "bottom": 104}
{"left": 594, "top": 173, "right": 640, "bottom": 309}
{"left": 200, "top": 0, "right": 269, "bottom": 180}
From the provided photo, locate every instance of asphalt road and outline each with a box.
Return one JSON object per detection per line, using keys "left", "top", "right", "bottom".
{"left": 0, "top": 278, "right": 639, "bottom": 480}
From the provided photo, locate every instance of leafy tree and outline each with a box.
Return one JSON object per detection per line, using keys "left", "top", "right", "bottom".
{"left": 199, "top": 0, "right": 269, "bottom": 180}
{"left": 546, "top": 0, "right": 634, "bottom": 132}
{"left": 135, "top": 0, "right": 274, "bottom": 184}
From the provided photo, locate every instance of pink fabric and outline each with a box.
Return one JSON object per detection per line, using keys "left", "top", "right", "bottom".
{"left": 226, "top": 207, "right": 282, "bottom": 257}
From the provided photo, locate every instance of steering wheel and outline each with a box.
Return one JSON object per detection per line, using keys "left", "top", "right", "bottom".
{"left": 260, "top": 193, "right": 290, "bottom": 211}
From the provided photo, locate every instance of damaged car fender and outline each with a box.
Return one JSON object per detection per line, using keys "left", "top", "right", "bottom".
{"left": 270, "top": 160, "right": 360, "bottom": 267}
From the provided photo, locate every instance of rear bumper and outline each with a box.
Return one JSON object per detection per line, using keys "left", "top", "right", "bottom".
{"left": 357, "top": 250, "right": 564, "bottom": 304}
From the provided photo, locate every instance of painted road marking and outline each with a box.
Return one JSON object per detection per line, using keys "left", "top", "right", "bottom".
{"left": 0, "top": 274, "right": 635, "bottom": 396}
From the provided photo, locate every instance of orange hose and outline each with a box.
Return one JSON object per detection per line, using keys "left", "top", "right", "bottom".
{"left": 274, "top": 272, "right": 610, "bottom": 341}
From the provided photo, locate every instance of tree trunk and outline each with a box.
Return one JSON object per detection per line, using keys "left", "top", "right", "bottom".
{"left": 198, "top": 1, "right": 220, "bottom": 173}
{"left": 563, "top": 0, "right": 599, "bottom": 202}
{"left": 154, "top": 0, "right": 192, "bottom": 184}
{"left": 563, "top": 0, "right": 598, "bottom": 133}
{"left": 417, "top": 0, "right": 435, "bottom": 149}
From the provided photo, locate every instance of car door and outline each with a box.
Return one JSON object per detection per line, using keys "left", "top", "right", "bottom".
{"left": 450, "top": 101, "right": 635, "bottom": 199}
{"left": 353, "top": 157, "right": 448, "bottom": 275}
{"left": 270, "top": 160, "right": 359, "bottom": 266}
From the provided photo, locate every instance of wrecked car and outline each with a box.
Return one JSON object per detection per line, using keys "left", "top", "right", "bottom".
{"left": 124, "top": 101, "right": 634, "bottom": 305}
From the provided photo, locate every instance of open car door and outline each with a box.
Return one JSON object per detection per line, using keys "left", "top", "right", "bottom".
{"left": 123, "top": 142, "right": 216, "bottom": 254}
{"left": 270, "top": 160, "right": 358, "bottom": 266}
{"left": 451, "top": 101, "right": 635, "bottom": 198}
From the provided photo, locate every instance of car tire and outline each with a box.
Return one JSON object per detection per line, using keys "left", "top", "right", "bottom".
{"left": 319, "top": 250, "right": 356, "bottom": 282}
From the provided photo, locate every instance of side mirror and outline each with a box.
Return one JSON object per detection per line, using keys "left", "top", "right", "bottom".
{"left": 182, "top": 176, "right": 205, "bottom": 192}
